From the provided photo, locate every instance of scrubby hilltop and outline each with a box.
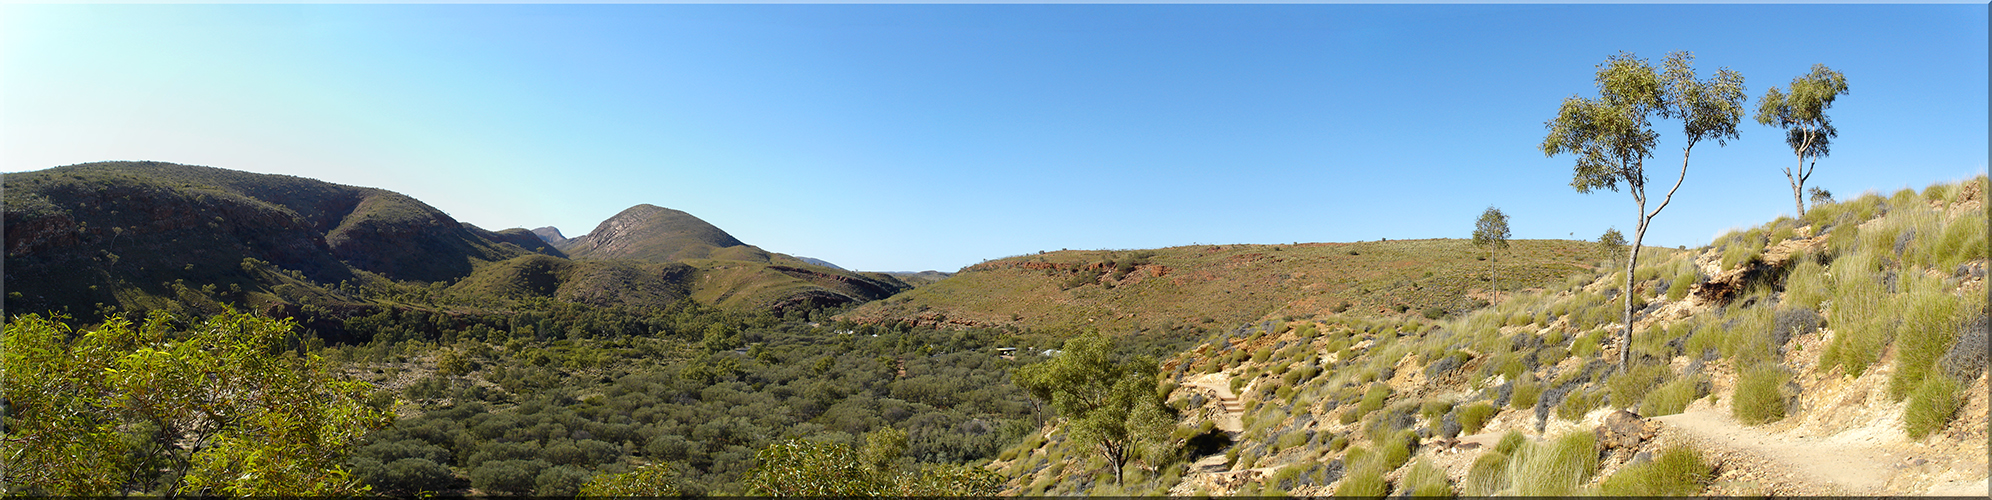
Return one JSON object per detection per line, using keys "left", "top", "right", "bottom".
{"left": 991, "top": 176, "right": 1988, "bottom": 496}
{"left": 558, "top": 204, "right": 764, "bottom": 262}
{"left": 840, "top": 239, "right": 1609, "bottom": 334}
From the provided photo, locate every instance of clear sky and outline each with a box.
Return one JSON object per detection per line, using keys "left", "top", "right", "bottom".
{"left": 4, "top": 3, "right": 1985, "bottom": 272}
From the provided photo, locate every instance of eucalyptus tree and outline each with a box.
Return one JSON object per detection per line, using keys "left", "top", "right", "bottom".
{"left": 1541, "top": 51, "right": 1746, "bottom": 371}
{"left": 1012, "top": 330, "right": 1174, "bottom": 485}
{"left": 1472, "top": 206, "right": 1512, "bottom": 304}
{"left": 1598, "top": 227, "right": 1628, "bottom": 268}
{"left": 1756, "top": 64, "right": 1850, "bottom": 216}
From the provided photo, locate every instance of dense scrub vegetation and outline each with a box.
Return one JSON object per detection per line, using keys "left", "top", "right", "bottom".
{"left": 997, "top": 176, "right": 1986, "bottom": 496}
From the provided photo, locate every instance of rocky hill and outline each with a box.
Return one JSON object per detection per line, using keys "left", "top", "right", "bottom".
{"left": 1, "top": 161, "right": 903, "bottom": 327}
{"left": 4, "top": 161, "right": 539, "bottom": 317}
{"left": 839, "top": 239, "right": 1611, "bottom": 334}
{"left": 988, "top": 176, "right": 1989, "bottom": 496}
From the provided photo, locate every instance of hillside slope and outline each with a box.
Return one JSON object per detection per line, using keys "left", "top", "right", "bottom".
{"left": 991, "top": 176, "right": 1988, "bottom": 497}
{"left": 840, "top": 239, "right": 1612, "bottom": 334}
{"left": 3, "top": 161, "right": 539, "bottom": 316}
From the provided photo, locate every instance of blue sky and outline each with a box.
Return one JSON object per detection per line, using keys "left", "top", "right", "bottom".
{"left": 4, "top": 4, "right": 1985, "bottom": 272}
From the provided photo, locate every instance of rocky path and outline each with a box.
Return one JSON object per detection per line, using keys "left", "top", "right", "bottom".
{"left": 1184, "top": 373, "right": 1244, "bottom": 433}
{"left": 1651, "top": 408, "right": 1892, "bottom": 495}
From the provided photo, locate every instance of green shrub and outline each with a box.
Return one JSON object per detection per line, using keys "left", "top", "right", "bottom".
{"left": 1890, "top": 281, "right": 1963, "bottom": 401}
{"left": 1510, "top": 381, "right": 1541, "bottom": 411}
{"left": 1570, "top": 331, "right": 1603, "bottom": 359}
{"left": 1457, "top": 402, "right": 1497, "bottom": 435}
{"left": 1821, "top": 252, "right": 1893, "bottom": 376}
{"left": 1720, "top": 243, "right": 1763, "bottom": 270}
{"left": 1420, "top": 400, "right": 1453, "bottom": 424}
{"left": 1607, "top": 362, "right": 1670, "bottom": 410}
{"left": 1732, "top": 367, "right": 1790, "bottom": 425}
{"left": 1783, "top": 259, "right": 1831, "bottom": 310}
{"left": 1334, "top": 464, "right": 1388, "bottom": 498}
{"left": 1509, "top": 431, "right": 1598, "bottom": 496}
{"left": 1597, "top": 444, "right": 1711, "bottom": 496}
{"left": 1665, "top": 274, "right": 1696, "bottom": 301}
{"left": 1403, "top": 459, "right": 1452, "bottom": 497}
{"left": 1904, "top": 375, "right": 1962, "bottom": 440}
{"left": 1928, "top": 210, "right": 1988, "bottom": 270}
{"left": 1640, "top": 376, "right": 1705, "bottom": 417}
{"left": 1358, "top": 383, "right": 1391, "bottom": 416}
{"left": 1556, "top": 390, "right": 1601, "bottom": 421}
{"left": 1277, "top": 431, "right": 1308, "bottom": 451}
{"left": 1493, "top": 430, "right": 1526, "bottom": 456}
{"left": 1464, "top": 451, "right": 1510, "bottom": 495}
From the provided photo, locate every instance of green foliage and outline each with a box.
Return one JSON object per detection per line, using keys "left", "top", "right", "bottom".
{"left": 1821, "top": 251, "right": 1892, "bottom": 375}
{"left": 1890, "top": 279, "right": 1964, "bottom": 401}
{"left": 1756, "top": 64, "right": 1850, "bottom": 216}
{"left": 740, "top": 433, "right": 1002, "bottom": 496}
{"left": 1511, "top": 380, "right": 1542, "bottom": 411}
{"left": 1597, "top": 444, "right": 1711, "bottom": 496}
{"left": 1641, "top": 376, "right": 1706, "bottom": 417}
{"left": 1, "top": 310, "right": 392, "bottom": 496}
{"left": 1607, "top": 362, "right": 1671, "bottom": 410}
{"left": 579, "top": 463, "right": 684, "bottom": 496}
{"left": 1403, "top": 459, "right": 1453, "bottom": 497}
{"left": 1732, "top": 367, "right": 1791, "bottom": 425}
{"left": 1509, "top": 431, "right": 1599, "bottom": 496}
{"left": 1598, "top": 228, "right": 1628, "bottom": 267}
{"left": 1464, "top": 451, "right": 1510, "bottom": 495}
{"left": 1012, "top": 330, "right": 1175, "bottom": 484}
{"left": 1903, "top": 375, "right": 1962, "bottom": 440}
{"left": 1457, "top": 402, "right": 1497, "bottom": 435}
{"left": 1334, "top": 463, "right": 1389, "bottom": 498}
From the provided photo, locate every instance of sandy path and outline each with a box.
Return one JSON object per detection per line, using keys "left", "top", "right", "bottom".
{"left": 1652, "top": 407, "right": 1891, "bottom": 495}
{"left": 1184, "top": 373, "right": 1245, "bottom": 433}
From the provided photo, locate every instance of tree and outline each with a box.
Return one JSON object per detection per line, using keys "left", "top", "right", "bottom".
{"left": 1598, "top": 228, "right": 1628, "bottom": 268}
{"left": 1472, "top": 206, "right": 1512, "bottom": 304}
{"left": 740, "top": 428, "right": 1000, "bottom": 496}
{"left": 1542, "top": 51, "right": 1745, "bottom": 371}
{"left": 1756, "top": 64, "right": 1849, "bottom": 217}
{"left": 1011, "top": 330, "right": 1175, "bottom": 484}
{"left": 1, "top": 310, "right": 392, "bottom": 496}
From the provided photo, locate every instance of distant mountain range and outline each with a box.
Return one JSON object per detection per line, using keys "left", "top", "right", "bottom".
{"left": 3, "top": 161, "right": 906, "bottom": 325}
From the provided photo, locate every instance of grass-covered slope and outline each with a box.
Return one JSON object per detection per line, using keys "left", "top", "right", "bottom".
{"left": 840, "top": 239, "right": 1608, "bottom": 334}
{"left": 992, "top": 176, "right": 1987, "bottom": 497}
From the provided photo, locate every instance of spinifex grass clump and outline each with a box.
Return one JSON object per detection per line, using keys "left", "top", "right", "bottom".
{"left": 1820, "top": 251, "right": 1893, "bottom": 376}
{"left": 1889, "top": 274, "right": 1964, "bottom": 401}
{"left": 1597, "top": 444, "right": 1712, "bottom": 496}
{"left": 1640, "top": 375, "right": 1707, "bottom": 417}
{"left": 1507, "top": 431, "right": 1599, "bottom": 496}
{"left": 1732, "top": 366, "right": 1791, "bottom": 424}
{"left": 1904, "top": 374, "right": 1963, "bottom": 439}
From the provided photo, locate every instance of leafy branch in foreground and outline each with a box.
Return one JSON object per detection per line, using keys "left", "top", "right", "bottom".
{"left": 2, "top": 309, "right": 392, "bottom": 496}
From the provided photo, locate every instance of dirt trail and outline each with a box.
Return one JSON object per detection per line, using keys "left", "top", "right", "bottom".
{"left": 1652, "top": 407, "right": 1892, "bottom": 495}
{"left": 1184, "top": 373, "right": 1244, "bottom": 433}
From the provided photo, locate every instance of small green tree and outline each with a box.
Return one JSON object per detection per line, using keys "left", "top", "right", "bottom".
{"left": 1473, "top": 206, "right": 1513, "bottom": 304}
{"left": 740, "top": 428, "right": 1000, "bottom": 496}
{"left": 1599, "top": 227, "right": 1628, "bottom": 268}
{"left": 2, "top": 310, "right": 392, "bottom": 496}
{"left": 1011, "top": 330, "right": 1175, "bottom": 484}
{"left": 1542, "top": 51, "right": 1745, "bottom": 371}
{"left": 1756, "top": 64, "right": 1849, "bottom": 217}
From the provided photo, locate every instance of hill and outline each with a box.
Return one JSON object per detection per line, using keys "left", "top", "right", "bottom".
{"left": 838, "top": 238, "right": 1613, "bottom": 334}
{"left": 1, "top": 161, "right": 904, "bottom": 329}
{"left": 990, "top": 176, "right": 1988, "bottom": 496}
{"left": 3, "top": 161, "right": 541, "bottom": 318}
{"left": 558, "top": 204, "right": 764, "bottom": 262}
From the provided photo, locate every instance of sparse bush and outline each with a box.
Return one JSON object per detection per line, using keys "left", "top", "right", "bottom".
{"left": 1420, "top": 400, "right": 1453, "bottom": 425}
{"left": 1597, "top": 444, "right": 1711, "bottom": 496}
{"left": 1732, "top": 367, "right": 1790, "bottom": 425}
{"left": 1555, "top": 389, "right": 1601, "bottom": 420}
{"left": 1607, "top": 362, "right": 1670, "bottom": 410}
{"left": 1771, "top": 307, "right": 1821, "bottom": 348}
{"left": 1904, "top": 374, "right": 1962, "bottom": 440}
{"left": 1940, "top": 315, "right": 1989, "bottom": 382}
{"left": 1570, "top": 331, "right": 1603, "bottom": 359}
{"left": 1640, "top": 376, "right": 1705, "bottom": 417}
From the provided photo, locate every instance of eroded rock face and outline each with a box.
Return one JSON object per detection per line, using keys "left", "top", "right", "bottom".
{"left": 1597, "top": 409, "right": 1656, "bottom": 451}
{"left": 531, "top": 226, "right": 567, "bottom": 245}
